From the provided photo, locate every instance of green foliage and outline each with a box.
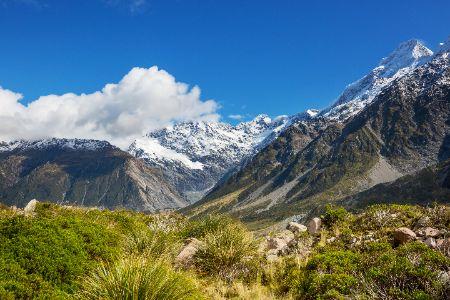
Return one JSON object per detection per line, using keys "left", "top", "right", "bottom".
{"left": 322, "top": 205, "right": 349, "bottom": 228}
{"left": 78, "top": 256, "right": 204, "bottom": 300}
{"left": 180, "top": 214, "right": 235, "bottom": 239}
{"left": 0, "top": 202, "right": 449, "bottom": 299}
{"left": 193, "top": 221, "right": 259, "bottom": 282}
{"left": 0, "top": 209, "right": 120, "bottom": 298}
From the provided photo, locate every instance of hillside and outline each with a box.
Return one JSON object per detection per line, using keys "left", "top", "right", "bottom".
{"left": 188, "top": 39, "right": 450, "bottom": 228}
{"left": 0, "top": 138, "right": 186, "bottom": 211}
{"left": 0, "top": 202, "right": 448, "bottom": 299}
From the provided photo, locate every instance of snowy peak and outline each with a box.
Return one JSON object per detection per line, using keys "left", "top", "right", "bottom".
{"left": 321, "top": 39, "right": 434, "bottom": 121}
{"left": 0, "top": 138, "right": 115, "bottom": 153}
{"left": 377, "top": 39, "right": 433, "bottom": 77}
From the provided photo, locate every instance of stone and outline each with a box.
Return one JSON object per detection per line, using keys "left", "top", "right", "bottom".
{"left": 326, "top": 237, "right": 336, "bottom": 243}
{"left": 266, "top": 230, "right": 294, "bottom": 254}
{"left": 415, "top": 216, "right": 431, "bottom": 228}
{"left": 175, "top": 238, "right": 204, "bottom": 267}
{"left": 266, "top": 254, "right": 279, "bottom": 262}
{"left": 286, "top": 222, "right": 307, "bottom": 234}
{"left": 24, "top": 199, "right": 38, "bottom": 216}
{"left": 267, "top": 238, "right": 287, "bottom": 251}
{"left": 424, "top": 227, "right": 440, "bottom": 238}
{"left": 424, "top": 237, "right": 436, "bottom": 248}
{"left": 393, "top": 227, "right": 416, "bottom": 245}
{"left": 307, "top": 217, "right": 322, "bottom": 235}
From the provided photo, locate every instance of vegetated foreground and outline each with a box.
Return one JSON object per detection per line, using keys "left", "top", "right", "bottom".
{"left": 0, "top": 202, "right": 449, "bottom": 299}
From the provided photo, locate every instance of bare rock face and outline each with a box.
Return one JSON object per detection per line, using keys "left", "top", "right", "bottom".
{"left": 394, "top": 227, "right": 416, "bottom": 244}
{"left": 307, "top": 217, "right": 322, "bottom": 235}
{"left": 286, "top": 222, "right": 307, "bottom": 234}
{"left": 175, "top": 238, "right": 204, "bottom": 267}
{"left": 24, "top": 199, "right": 38, "bottom": 216}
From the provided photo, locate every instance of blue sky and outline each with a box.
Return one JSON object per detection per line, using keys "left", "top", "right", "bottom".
{"left": 1, "top": 0, "right": 449, "bottom": 124}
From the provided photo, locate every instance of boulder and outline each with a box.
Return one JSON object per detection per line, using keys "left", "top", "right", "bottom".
{"left": 286, "top": 222, "right": 307, "bottom": 234}
{"left": 424, "top": 237, "right": 436, "bottom": 248}
{"left": 393, "top": 227, "right": 416, "bottom": 245}
{"left": 175, "top": 238, "right": 204, "bottom": 267}
{"left": 266, "top": 230, "right": 295, "bottom": 254}
{"left": 307, "top": 217, "right": 322, "bottom": 235}
{"left": 424, "top": 227, "right": 440, "bottom": 238}
{"left": 24, "top": 199, "right": 38, "bottom": 216}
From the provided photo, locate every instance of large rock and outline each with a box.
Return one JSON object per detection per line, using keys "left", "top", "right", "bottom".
{"left": 266, "top": 230, "right": 295, "bottom": 254}
{"left": 393, "top": 227, "right": 416, "bottom": 245}
{"left": 307, "top": 217, "right": 322, "bottom": 235}
{"left": 424, "top": 227, "right": 440, "bottom": 238}
{"left": 175, "top": 238, "right": 204, "bottom": 267}
{"left": 286, "top": 222, "right": 307, "bottom": 234}
{"left": 24, "top": 199, "right": 38, "bottom": 216}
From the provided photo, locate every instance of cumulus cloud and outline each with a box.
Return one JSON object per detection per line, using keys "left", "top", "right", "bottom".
{"left": 0, "top": 66, "right": 219, "bottom": 148}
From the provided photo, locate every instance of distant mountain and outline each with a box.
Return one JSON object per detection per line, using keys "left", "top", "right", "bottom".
{"left": 187, "top": 38, "right": 450, "bottom": 228}
{"left": 128, "top": 112, "right": 318, "bottom": 202}
{"left": 0, "top": 138, "right": 186, "bottom": 211}
{"left": 321, "top": 39, "right": 433, "bottom": 121}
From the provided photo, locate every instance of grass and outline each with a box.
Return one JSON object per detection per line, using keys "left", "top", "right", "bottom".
{"left": 77, "top": 256, "right": 203, "bottom": 300}
{"left": 0, "top": 202, "right": 449, "bottom": 299}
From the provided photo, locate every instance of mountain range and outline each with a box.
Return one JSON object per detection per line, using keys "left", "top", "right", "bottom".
{"left": 0, "top": 37, "right": 449, "bottom": 222}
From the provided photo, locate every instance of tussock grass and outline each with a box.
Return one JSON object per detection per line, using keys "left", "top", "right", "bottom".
{"left": 78, "top": 256, "right": 203, "bottom": 300}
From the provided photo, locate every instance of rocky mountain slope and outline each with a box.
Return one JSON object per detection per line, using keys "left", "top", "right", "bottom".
{"left": 128, "top": 111, "right": 318, "bottom": 202}
{"left": 187, "top": 38, "right": 450, "bottom": 228}
{"left": 0, "top": 138, "right": 186, "bottom": 211}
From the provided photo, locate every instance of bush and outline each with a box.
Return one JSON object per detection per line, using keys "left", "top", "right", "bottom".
{"left": 78, "top": 256, "right": 203, "bottom": 300}
{"left": 180, "top": 214, "right": 235, "bottom": 239}
{"left": 193, "top": 221, "right": 259, "bottom": 282}
{"left": 0, "top": 212, "right": 120, "bottom": 297}
{"left": 322, "top": 205, "right": 349, "bottom": 229}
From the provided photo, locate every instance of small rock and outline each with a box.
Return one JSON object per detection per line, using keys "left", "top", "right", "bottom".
{"left": 286, "top": 222, "right": 307, "bottom": 234}
{"left": 267, "top": 237, "right": 287, "bottom": 251}
{"left": 416, "top": 216, "right": 431, "bottom": 228}
{"left": 424, "top": 227, "right": 440, "bottom": 238}
{"left": 175, "top": 238, "right": 203, "bottom": 267}
{"left": 437, "top": 271, "right": 450, "bottom": 285}
{"left": 307, "top": 217, "right": 322, "bottom": 235}
{"left": 424, "top": 237, "right": 436, "bottom": 248}
{"left": 24, "top": 199, "right": 38, "bottom": 216}
{"left": 393, "top": 227, "right": 416, "bottom": 245}
{"left": 266, "top": 254, "right": 279, "bottom": 262}
{"left": 326, "top": 237, "right": 336, "bottom": 243}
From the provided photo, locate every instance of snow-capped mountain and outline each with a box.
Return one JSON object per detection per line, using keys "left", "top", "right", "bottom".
{"left": 321, "top": 39, "right": 434, "bottom": 121}
{"left": 0, "top": 138, "right": 186, "bottom": 211}
{"left": 0, "top": 138, "right": 115, "bottom": 152}
{"left": 128, "top": 113, "right": 317, "bottom": 202}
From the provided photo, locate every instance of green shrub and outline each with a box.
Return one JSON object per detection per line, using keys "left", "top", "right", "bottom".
{"left": 193, "top": 221, "right": 258, "bottom": 282}
{"left": 180, "top": 214, "right": 235, "bottom": 239}
{"left": 78, "top": 256, "right": 204, "bottom": 300}
{"left": 322, "top": 205, "right": 348, "bottom": 229}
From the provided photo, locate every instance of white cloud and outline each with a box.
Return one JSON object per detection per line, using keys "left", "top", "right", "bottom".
{"left": 228, "top": 114, "right": 244, "bottom": 120}
{"left": 0, "top": 66, "right": 219, "bottom": 148}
